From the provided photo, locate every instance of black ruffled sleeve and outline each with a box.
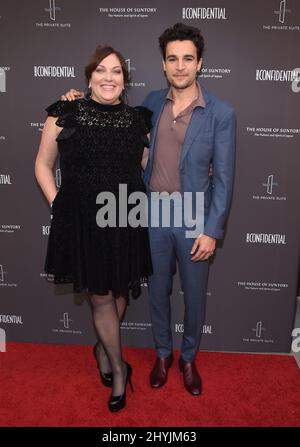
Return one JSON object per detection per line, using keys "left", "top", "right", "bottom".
{"left": 134, "top": 106, "right": 153, "bottom": 148}
{"left": 45, "top": 100, "right": 77, "bottom": 128}
{"left": 46, "top": 100, "right": 66, "bottom": 117}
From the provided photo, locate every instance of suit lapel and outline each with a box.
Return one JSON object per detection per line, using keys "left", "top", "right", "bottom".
{"left": 180, "top": 107, "right": 208, "bottom": 168}
{"left": 180, "top": 87, "right": 211, "bottom": 168}
{"left": 144, "top": 91, "right": 167, "bottom": 185}
{"left": 149, "top": 92, "right": 167, "bottom": 160}
{"left": 151, "top": 95, "right": 167, "bottom": 154}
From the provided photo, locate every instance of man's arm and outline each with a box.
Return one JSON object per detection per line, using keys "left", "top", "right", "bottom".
{"left": 204, "top": 108, "right": 236, "bottom": 240}
{"left": 190, "top": 109, "right": 236, "bottom": 261}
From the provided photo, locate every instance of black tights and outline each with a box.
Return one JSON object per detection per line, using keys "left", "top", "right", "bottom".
{"left": 90, "top": 293, "right": 127, "bottom": 396}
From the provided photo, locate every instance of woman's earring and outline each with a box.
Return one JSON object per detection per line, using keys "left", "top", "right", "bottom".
{"left": 87, "top": 84, "right": 92, "bottom": 98}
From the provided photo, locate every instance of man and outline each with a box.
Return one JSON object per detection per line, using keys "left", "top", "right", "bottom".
{"left": 142, "top": 23, "right": 236, "bottom": 396}
{"left": 62, "top": 23, "right": 236, "bottom": 396}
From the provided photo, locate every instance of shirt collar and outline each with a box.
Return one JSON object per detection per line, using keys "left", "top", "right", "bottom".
{"left": 166, "top": 83, "right": 206, "bottom": 109}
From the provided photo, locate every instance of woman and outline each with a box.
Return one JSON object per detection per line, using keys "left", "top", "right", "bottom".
{"left": 35, "top": 45, "right": 153, "bottom": 412}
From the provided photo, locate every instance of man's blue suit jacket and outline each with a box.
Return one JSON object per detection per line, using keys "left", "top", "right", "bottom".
{"left": 142, "top": 84, "right": 236, "bottom": 240}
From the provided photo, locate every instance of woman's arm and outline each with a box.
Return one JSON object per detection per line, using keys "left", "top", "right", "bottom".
{"left": 141, "top": 147, "right": 149, "bottom": 171}
{"left": 141, "top": 132, "right": 151, "bottom": 170}
{"left": 35, "top": 117, "right": 60, "bottom": 205}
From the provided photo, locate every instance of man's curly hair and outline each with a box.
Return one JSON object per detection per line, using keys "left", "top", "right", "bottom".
{"left": 159, "top": 22, "right": 205, "bottom": 61}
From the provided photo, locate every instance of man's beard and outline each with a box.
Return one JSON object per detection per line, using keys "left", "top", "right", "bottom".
{"left": 169, "top": 76, "right": 196, "bottom": 90}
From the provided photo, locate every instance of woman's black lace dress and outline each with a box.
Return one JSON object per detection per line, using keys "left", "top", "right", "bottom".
{"left": 45, "top": 98, "right": 153, "bottom": 298}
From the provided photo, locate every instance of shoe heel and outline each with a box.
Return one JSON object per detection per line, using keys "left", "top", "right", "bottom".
{"left": 128, "top": 376, "right": 134, "bottom": 392}
{"left": 93, "top": 345, "right": 99, "bottom": 369}
{"left": 125, "top": 362, "right": 134, "bottom": 392}
{"left": 108, "top": 362, "right": 133, "bottom": 412}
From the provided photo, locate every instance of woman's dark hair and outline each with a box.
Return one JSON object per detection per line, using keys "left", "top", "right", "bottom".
{"left": 159, "top": 23, "right": 205, "bottom": 61}
{"left": 85, "top": 45, "right": 130, "bottom": 102}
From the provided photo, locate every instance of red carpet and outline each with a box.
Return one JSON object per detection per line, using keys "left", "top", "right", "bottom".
{"left": 0, "top": 342, "right": 299, "bottom": 427}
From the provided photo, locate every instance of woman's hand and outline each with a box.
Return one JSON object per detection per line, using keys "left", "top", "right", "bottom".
{"left": 61, "top": 89, "right": 84, "bottom": 101}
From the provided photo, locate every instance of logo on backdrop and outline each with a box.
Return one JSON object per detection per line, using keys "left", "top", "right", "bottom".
{"left": 40, "top": 272, "right": 54, "bottom": 282}
{"left": 125, "top": 59, "right": 134, "bottom": 74}
{"left": 252, "top": 321, "right": 266, "bottom": 338}
{"left": 0, "top": 68, "right": 6, "bottom": 92}
{"left": 237, "top": 280, "right": 288, "bottom": 293}
{"left": 55, "top": 168, "right": 61, "bottom": 188}
{"left": 36, "top": 0, "right": 71, "bottom": 28}
{"left": 246, "top": 233, "right": 286, "bottom": 245}
{"left": 99, "top": 6, "right": 158, "bottom": 19}
{"left": 198, "top": 67, "right": 231, "bottom": 80}
{"left": 42, "top": 225, "right": 51, "bottom": 236}
{"left": 45, "top": 0, "right": 60, "bottom": 21}
{"left": 51, "top": 312, "right": 82, "bottom": 335}
{"left": 0, "top": 67, "right": 10, "bottom": 92}
{"left": 125, "top": 58, "right": 146, "bottom": 89}
{"left": 263, "top": 175, "right": 278, "bottom": 195}
{"left": 0, "top": 174, "right": 12, "bottom": 185}
{"left": 34, "top": 66, "right": 75, "bottom": 78}
{"left": 0, "top": 314, "right": 23, "bottom": 324}
{"left": 125, "top": 59, "right": 146, "bottom": 87}
{"left": 262, "top": 0, "right": 299, "bottom": 31}
{"left": 121, "top": 321, "right": 151, "bottom": 332}
{"left": 256, "top": 68, "right": 298, "bottom": 82}
{"left": 30, "top": 122, "right": 45, "bottom": 132}
{"left": 0, "top": 225, "right": 21, "bottom": 234}
{"left": 274, "top": 0, "right": 291, "bottom": 24}
{"left": 246, "top": 126, "right": 300, "bottom": 139}
{"left": 182, "top": 7, "right": 227, "bottom": 20}
{"left": 60, "top": 312, "right": 73, "bottom": 329}
{"left": 0, "top": 265, "right": 17, "bottom": 287}
{"left": 0, "top": 265, "right": 6, "bottom": 282}
{"left": 252, "top": 175, "right": 287, "bottom": 202}
{"left": 175, "top": 323, "right": 213, "bottom": 335}
{"left": 243, "top": 321, "right": 274, "bottom": 345}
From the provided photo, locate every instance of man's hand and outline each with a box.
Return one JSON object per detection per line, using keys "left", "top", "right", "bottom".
{"left": 61, "top": 89, "right": 84, "bottom": 101}
{"left": 190, "top": 234, "right": 216, "bottom": 261}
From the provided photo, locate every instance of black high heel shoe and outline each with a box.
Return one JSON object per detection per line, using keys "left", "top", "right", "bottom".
{"left": 93, "top": 344, "right": 113, "bottom": 388}
{"left": 108, "top": 362, "right": 134, "bottom": 412}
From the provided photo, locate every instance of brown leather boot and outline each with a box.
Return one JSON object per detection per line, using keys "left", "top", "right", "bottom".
{"left": 150, "top": 354, "right": 173, "bottom": 388}
{"left": 178, "top": 357, "right": 202, "bottom": 396}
